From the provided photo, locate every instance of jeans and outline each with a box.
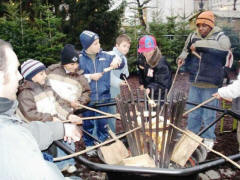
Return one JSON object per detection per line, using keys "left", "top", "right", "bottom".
{"left": 83, "top": 105, "right": 109, "bottom": 146}
{"left": 187, "top": 85, "right": 218, "bottom": 140}
{"left": 108, "top": 105, "right": 116, "bottom": 133}
{"left": 55, "top": 140, "right": 75, "bottom": 170}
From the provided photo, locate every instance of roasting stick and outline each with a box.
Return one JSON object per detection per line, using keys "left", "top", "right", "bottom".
{"left": 62, "top": 114, "right": 118, "bottom": 123}
{"left": 167, "top": 65, "right": 180, "bottom": 100}
{"left": 53, "top": 126, "right": 141, "bottom": 161}
{"left": 192, "top": 51, "right": 201, "bottom": 60}
{"left": 183, "top": 96, "right": 216, "bottom": 116}
{"left": 76, "top": 103, "right": 120, "bottom": 119}
{"left": 169, "top": 123, "right": 240, "bottom": 169}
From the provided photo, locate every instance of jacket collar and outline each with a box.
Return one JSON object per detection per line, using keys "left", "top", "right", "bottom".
{"left": 113, "top": 47, "right": 124, "bottom": 59}
{"left": 0, "top": 97, "right": 19, "bottom": 120}
{"left": 147, "top": 47, "right": 162, "bottom": 68}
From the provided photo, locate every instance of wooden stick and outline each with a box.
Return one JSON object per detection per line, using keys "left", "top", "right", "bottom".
{"left": 192, "top": 51, "right": 201, "bottom": 60}
{"left": 169, "top": 123, "right": 240, "bottom": 169}
{"left": 183, "top": 96, "right": 216, "bottom": 116}
{"left": 76, "top": 103, "right": 120, "bottom": 119}
{"left": 62, "top": 114, "right": 119, "bottom": 123}
{"left": 53, "top": 126, "right": 141, "bottom": 161}
{"left": 123, "top": 75, "right": 131, "bottom": 92}
{"left": 167, "top": 65, "right": 180, "bottom": 100}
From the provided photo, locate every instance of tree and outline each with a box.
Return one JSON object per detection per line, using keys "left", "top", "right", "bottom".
{"left": 0, "top": 1, "right": 65, "bottom": 65}
{"left": 50, "top": 0, "right": 125, "bottom": 50}
{"left": 127, "top": 0, "right": 152, "bottom": 30}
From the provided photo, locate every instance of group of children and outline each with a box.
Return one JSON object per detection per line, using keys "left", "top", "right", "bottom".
{"left": 16, "top": 29, "right": 172, "bottom": 173}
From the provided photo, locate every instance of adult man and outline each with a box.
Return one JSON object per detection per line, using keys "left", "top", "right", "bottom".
{"left": 177, "top": 11, "right": 231, "bottom": 148}
{"left": 0, "top": 39, "right": 81, "bottom": 179}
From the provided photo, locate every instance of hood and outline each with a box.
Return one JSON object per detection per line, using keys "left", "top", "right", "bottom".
{"left": 18, "top": 80, "right": 40, "bottom": 93}
{"left": 146, "top": 47, "right": 162, "bottom": 68}
{"left": 197, "top": 26, "right": 222, "bottom": 39}
{"left": 47, "top": 63, "right": 84, "bottom": 75}
{"left": 0, "top": 97, "right": 18, "bottom": 116}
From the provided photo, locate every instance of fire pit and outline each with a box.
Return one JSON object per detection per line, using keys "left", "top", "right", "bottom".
{"left": 55, "top": 88, "right": 240, "bottom": 180}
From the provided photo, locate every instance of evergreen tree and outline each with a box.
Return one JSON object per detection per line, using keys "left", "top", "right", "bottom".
{"left": 0, "top": 1, "right": 65, "bottom": 65}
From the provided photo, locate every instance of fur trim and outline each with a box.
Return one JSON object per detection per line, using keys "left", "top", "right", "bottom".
{"left": 147, "top": 47, "right": 162, "bottom": 68}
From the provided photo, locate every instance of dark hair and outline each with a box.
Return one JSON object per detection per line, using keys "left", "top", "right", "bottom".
{"left": 0, "top": 39, "right": 13, "bottom": 72}
{"left": 116, "top": 34, "right": 131, "bottom": 45}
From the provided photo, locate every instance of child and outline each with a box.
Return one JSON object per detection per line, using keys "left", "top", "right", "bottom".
{"left": 109, "top": 34, "right": 131, "bottom": 132}
{"left": 79, "top": 30, "right": 123, "bottom": 153}
{"left": 137, "top": 35, "right": 172, "bottom": 99}
{"left": 18, "top": 59, "right": 82, "bottom": 173}
{"left": 47, "top": 44, "right": 91, "bottom": 111}
{"left": 213, "top": 73, "right": 240, "bottom": 151}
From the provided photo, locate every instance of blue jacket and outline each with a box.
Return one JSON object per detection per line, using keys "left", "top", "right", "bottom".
{"left": 79, "top": 50, "right": 124, "bottom": 102}
{"left": 179, "top": 26, "right": 231, "bottom": 87}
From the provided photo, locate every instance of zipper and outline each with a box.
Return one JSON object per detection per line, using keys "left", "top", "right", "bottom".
{"left": 92, "top": 58, "right": 99, "bottom": 101}
{"left": 194, "top": 52, "right": 202, "bottom": 83}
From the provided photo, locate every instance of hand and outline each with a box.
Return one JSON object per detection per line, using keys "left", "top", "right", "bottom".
{"left": 63, "top": 123, "right": 81, "bottom": 143}
{"left": 190, "top": 44, "right": 196, "bottom": 52}
{"left": 68, "top": 114, "right": 82, "bottom": 124}
{"left": 90, "top": 73, "right": 103, "bottom": 81}
{"left": 145, "top": 88, "right": 150, "bottom": 95}
{"left": 110, "top": 56, "right": 121, "bottom": 69}
{"left": 120, "top": 81, "right": 127, "bottom": 86}
{"left": 177, "top": 58, "right": 185, "bottom": 67}
{"left": 212, "top": 92, "right": 221, "bottom": 100}
{"left": 53, "top": 117, "right": 61, "bottom": 122}
{"left": 70, "top": 101, "right": 80, "bottom": 109}
{"left": 139, "top": 85, "right": 145, "bottom": 90}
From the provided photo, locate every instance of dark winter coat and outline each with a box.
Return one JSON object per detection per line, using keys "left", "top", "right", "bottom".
{"left": 137, "top": 47, "right": 172, "bottom": 98}
{"left": 179, "top": 26, "right": 231, "bottom": 87}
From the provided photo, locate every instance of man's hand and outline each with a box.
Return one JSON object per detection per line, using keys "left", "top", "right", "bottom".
{"left": 190, "top": 44, "right": 196, "bottom": 52}
{"left": 63, "top": 123, "right": 81, "bottom": 143}
{"left": 68, "top": 114, "right": 82, "bottom": 124}
{"left": 177, "top": 58, "right": 185, "bottom": 67}
{"left": 110, "top": 56, "right": 121, "bottom": 69}
{"left": 90, "top": 73, "right": 103, "bottom": 81}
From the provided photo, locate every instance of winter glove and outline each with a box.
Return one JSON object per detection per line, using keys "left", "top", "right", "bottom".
{"left": 120, "top": 73, "right": 127, "bottom": 80}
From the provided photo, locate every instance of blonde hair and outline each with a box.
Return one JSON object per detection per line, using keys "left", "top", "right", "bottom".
{"left": 116, "top": 34, "right": 131, "bottom": 45}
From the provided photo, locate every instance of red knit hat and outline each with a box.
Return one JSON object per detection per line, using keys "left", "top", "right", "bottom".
{"left": 196, "top": 11, "right": 215, "bottom": 28}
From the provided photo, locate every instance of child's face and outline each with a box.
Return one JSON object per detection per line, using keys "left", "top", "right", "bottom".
{"left": 63, "top": 63, "right": 79, "bottom": 73}
{"left": 116, "top": 41, "right": 131, "bottom": 56}
{"left": 86, "top": 39, "right": 101, "bottom": 54}
{"left": 142, "top": 49, "right": 155, "bottom": 61}
{"left": 32, "top": 70, "right": 47, "bottom": 85}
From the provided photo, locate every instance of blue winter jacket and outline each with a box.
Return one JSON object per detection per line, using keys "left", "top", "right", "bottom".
{"left": 79, "top": 50, "right": 124, "bottom": 102}
{"left": 179, "top": 26, "right": 231, "bottom": 87}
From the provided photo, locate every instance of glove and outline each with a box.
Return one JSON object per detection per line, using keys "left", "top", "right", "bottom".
{"left": 120, "top": 73, "right": 127, "bottom": 80}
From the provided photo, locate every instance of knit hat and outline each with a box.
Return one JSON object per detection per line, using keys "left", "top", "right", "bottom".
{"left": 21, "top": 59, "right": 46, "bottom": 81}
{"left": 61, "top": 44, "right": 79, "bottom": 65}
{"left": 138, "top": 35, "right": 157, "bottom": 53}
{"left": 196, "top": 11, "right": 215, "bottom": 28}
{"left": 79, "top": 30, "right": 99, "bottom": 50}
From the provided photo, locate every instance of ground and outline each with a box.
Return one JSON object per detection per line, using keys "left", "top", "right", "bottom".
{"left": 71, "top": 73, "right": 240, "bottom": 180}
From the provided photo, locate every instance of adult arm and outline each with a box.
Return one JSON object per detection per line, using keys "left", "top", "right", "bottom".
{"left": 21, "top": 121, "right": 64, "bottom": 150}
{"left": 218, "top": 75, "right": 240, "bottom": 99}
